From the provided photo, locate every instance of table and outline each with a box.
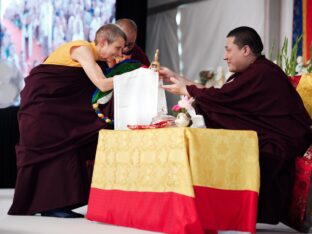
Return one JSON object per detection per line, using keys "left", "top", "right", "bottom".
{"left": 86, "top": 127, "right": 259, "bottom": 234}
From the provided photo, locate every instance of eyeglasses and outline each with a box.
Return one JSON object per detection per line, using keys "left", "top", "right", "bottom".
{"left": 125, "top": 42, "right": 135, "bottom": 48}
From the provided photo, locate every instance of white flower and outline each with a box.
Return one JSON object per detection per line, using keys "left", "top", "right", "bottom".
{"left": 295, "top": 64, "right": 303, "bottom": 73}
{"left": 178, "top": 96, "right": 194, "bottom": 110}
{"left": 297, "top": 56, "right": 303, "bottom": 64}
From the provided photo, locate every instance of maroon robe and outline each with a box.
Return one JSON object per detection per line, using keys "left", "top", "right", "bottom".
{"left": 187, "top": 56, "right": 312, "bottom": 224}
{"left": 8, "top": 63, "right": 113, "bottom": 215}
{"left": 131, "top": 44, "right": 150, "bottom": 67}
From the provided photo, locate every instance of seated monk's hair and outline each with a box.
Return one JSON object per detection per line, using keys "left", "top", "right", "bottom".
{"left": 116, "top": 18, "right": 138, "bottom": 33}
{"left": 227, "top": 26, "right": 263, "bottom": 56}
{"left": 95, "top": 24, "right": 127, "bottom": 45}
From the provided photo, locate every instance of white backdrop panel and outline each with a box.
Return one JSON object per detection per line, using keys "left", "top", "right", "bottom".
{"left": 179, "top": 0, "right": 265, "bottom": 80}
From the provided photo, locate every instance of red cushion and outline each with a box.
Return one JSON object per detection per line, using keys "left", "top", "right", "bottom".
{"left": 287, "top": 75, "right": 302, "bottom": 88}
{"left": 284, "top": 145, "right": 312, "bottom": 232}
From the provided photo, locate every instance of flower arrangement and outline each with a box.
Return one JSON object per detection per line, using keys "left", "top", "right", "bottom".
{"left": 195, "top": 66, "right": 226, "bottom": 88}
{"left": 198, "top": 70, "right": 214, "bottom": 85}
{"left": 171, "top": 96, "right": 195, "bottom": 115}
{"left": 270, "top": 36, "right": 312, "bottom": 76}
{"left": 171, "top": 96, "right": 208, "bottom": 128}
{"left": 296, "top": 55, "right": 312, "bottom": 75}
{"left": 171, "top": 96, "right": 194, "bottom": 127}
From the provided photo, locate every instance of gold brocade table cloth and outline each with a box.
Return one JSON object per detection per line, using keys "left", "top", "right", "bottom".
{"left": 296, "top": 73, "right": 312, "bottom": 118}
{"left": 87, "top": 127, "right": 259, "bottom": 234}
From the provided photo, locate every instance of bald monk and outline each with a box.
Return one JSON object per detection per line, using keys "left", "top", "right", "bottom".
{"left": 113, "top": 18, "right": 150, "bottom": 67}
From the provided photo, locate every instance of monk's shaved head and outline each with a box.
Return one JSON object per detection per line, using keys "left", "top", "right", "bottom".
{"left": 116, "top": 19, "right": 137, "bottom": 34}
{"left": 95, "top": 24, "right": 127, "bottom": 45}
{"left": 227, "top": 26, "right": 263, "bottom": 57}
{"left": 116, "top": 19, "right": 137, "bottom": 53}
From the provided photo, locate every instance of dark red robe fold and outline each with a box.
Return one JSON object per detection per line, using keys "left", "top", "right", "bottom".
{"left": 187, "top": 56, "right": 312, "bottom": 224}
{"left": 8, "top": 63, "right": 112, "bottom": 215}
{"left": 131, "top": 44, "right": 150, "bottom": 67}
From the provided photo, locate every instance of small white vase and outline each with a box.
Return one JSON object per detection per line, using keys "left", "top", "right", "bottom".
{"left": 175, "top": 113, "right": 190, "bottom": 127}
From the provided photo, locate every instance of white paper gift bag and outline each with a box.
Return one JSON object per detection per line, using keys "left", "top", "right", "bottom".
{"left": 114, "top": 67, "right": 167, "bottom": 130}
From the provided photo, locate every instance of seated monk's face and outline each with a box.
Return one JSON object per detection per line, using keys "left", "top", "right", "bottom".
{"left": 224, "top": 36, "right": 252, "bottom": 73}
{"left": 123, "top": 30, "right": 137, "bottom": 54}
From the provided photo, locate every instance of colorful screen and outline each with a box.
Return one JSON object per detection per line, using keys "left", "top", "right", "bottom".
{"left": 0, "top": 0, "right": 116, "bottom": 77}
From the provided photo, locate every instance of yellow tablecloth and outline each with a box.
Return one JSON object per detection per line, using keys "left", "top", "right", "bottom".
{"left": 296, "top": 73, "right": 312, "bottom": 118}
{"left": 87, "top": 127, "right": 260, "bottom": 234}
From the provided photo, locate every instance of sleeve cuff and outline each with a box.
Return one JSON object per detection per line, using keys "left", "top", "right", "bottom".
{"left": 186, "top": 85, "right": 204, "bottom": 98}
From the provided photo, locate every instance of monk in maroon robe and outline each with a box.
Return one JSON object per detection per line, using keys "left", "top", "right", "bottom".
{"left": 116, "top": 18, "right": 150, "bottom": 67}
{"left": 161, "top": 26, "right": 312, "bottom": 224}
{"left": 130, "top": 44, "right": 150, "bottom": 67}
{"left": 8, "top": 24, "right": 126, "bottom": 218}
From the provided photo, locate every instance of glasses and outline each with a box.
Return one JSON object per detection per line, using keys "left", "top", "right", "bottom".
{"left": 125, "top": 42, "right": 135, "bottom": 48}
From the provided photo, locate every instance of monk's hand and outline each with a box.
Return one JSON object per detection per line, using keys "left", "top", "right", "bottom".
{"left": 159, "top": 66, "right": 177, "bottom": 83}
{"left": 161, "top": 77, "right": 190, "bottom": 96}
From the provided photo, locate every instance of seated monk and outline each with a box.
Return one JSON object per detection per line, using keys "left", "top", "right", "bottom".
{"left": 114, "top": 18, "right": 150, "bottom": 67}
{"left": 160, "top": 26, "right": 312, "bottom": 224}
{"left": 8, "top": 24, "right": 126, "bottom": 218}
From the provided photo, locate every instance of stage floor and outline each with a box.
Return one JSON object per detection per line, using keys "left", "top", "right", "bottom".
{"left": 0, "top": 189, "right": 306, "bottom": 234}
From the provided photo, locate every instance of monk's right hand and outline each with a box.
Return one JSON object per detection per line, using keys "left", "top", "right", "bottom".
{"left": 159, "top": 66, "right": 177, "bottom": 83}
{"left": 161, "top": 77, "right": 190, "bottom": 97}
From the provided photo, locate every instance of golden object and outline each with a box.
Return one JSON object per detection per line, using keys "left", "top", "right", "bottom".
{"left": 296, "top": 73, "right": 312, "bottom": 118}
{"left": 149, "top": 49, "right": 160, "bottom": 72}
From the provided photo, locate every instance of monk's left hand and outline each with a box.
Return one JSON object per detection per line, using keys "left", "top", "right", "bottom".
{"left": 161, "top": 77, "right": 190, "bottom": 96}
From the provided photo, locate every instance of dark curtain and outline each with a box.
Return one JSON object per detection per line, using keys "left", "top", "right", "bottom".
{"left": 116, "top": 0, "right": 147, "bottom": 51}
{"left": 0, "top": 106, "right": 19, "bottom": 188}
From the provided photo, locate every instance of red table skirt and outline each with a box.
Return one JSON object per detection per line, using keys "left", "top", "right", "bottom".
{"left": 87, "top": 186, "right": 258, "bottom": 234}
